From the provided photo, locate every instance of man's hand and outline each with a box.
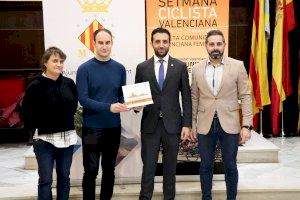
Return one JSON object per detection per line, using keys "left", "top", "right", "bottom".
{"left": 133, "top": 106, "right": 144, "bottom": 112}
{"left": 189, "top": 129, "right": 197, "bottom": 142}
{"left": 110, "top": 103, "right": 130, "bottom": 113}
{"left": 181, "top": 127, "right": 190, "bottom": 142}
{"left": 239, "top": 127, "right": 251, "bottom": 144}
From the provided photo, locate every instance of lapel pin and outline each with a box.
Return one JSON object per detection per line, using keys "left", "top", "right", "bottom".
{"left": 171, "top": 63, "right": 174, "bottom": 67}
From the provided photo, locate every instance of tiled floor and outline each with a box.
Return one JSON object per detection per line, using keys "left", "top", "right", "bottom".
{"left": 0, "top": 143, "right": 38, "bottom": 198}
{"left": 0, "top": 137, "right": 300, "bottom": 199}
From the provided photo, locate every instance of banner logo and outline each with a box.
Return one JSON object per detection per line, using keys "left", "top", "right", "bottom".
{"left": 78, "top": 19, "right": 104, "bottom": 54}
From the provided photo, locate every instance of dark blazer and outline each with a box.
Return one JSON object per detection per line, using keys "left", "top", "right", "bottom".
{"left": 135, "top": 56, "right": 192, "bottom": 134}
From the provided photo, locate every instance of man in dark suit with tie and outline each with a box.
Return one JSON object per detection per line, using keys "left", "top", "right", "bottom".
{"left": 134, "top": 27, "right": 192, "bottom": 200}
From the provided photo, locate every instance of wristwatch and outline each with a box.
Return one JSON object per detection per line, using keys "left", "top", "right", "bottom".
{"left": 242, "top": 125, "right": 253, "bottom": 131}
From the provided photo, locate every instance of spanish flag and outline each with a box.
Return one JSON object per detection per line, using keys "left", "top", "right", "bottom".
{"left": 271, "top": 0, "right": 295, "bottom": 135}
{"left": 249, "top": 0, "right": 271, "bottom": 129}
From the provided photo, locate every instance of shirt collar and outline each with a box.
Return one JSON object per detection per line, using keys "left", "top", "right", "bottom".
{"left": 207, "top": 57, "right": 225, "bottom": 67}
{"left": 154, "top": 54, "right": 169, "bottom": 63}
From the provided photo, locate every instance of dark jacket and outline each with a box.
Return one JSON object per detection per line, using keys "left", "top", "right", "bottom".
{"left": 135, "top": 56, "right": 192, "bottom": 134}
{"left": 20, "top": 73, "right": 78, "bottom": 135}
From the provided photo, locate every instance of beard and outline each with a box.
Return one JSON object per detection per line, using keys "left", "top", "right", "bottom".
{"left": 209, "top": 50, "right": 224, "bottom": 59}
{"left": 154, "top": 48, "right": 169, "bottom": 58}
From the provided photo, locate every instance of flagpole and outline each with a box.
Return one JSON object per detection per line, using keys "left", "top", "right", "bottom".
{"left": 281, "top": 107, "right": 285, "bottom": 137}
{"left": 259, "top": 111, "right": 263, "bottom": 135}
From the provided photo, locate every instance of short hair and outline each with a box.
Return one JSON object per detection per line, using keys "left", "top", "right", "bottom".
{"left": 93, "top": 28, "right": 113, "bottom": 41}
{"left": 151, "top": 27, "right": 171, "bottom": 42}
{"left": 205, "top": 30, "right": 225, "bottom": 44}
{"left": 40, "top": 47, "right": 66, "bottom": 72}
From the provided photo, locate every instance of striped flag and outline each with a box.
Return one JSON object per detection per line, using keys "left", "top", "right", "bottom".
{"left": 271, "top": 0, "right": 295, "bottom": 135}
{"left": 78, "top": 19, "right": 103, "bottom": 54}
{"left": 249, "top": 0, "right": 271, "bottom": 130}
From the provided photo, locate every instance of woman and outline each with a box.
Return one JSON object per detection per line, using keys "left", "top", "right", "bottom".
{"left": 21, "top": 47, "right": 78, "bottom": 200}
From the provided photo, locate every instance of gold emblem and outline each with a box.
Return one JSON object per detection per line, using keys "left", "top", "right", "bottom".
{"left": 77, "top": 0, "right": 112, "bottom": 13}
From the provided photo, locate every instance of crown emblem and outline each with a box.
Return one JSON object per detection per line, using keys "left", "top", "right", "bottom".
{"left": 77, "top": 0, "right": 112, "bottom": 13}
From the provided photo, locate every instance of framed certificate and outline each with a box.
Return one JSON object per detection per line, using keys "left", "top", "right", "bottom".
{"left": 122, "top": 82, "right": 153, "bottom": 108}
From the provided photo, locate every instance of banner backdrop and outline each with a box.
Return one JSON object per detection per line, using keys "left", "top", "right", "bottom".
{"left": 146, "top": 0, "right": 229, "bottom": 72}
{"left": 43, "top": 0, "right": 146, "bottom": 183}
{"left": 43, "top": 0, "right": 229, "bottom": 183}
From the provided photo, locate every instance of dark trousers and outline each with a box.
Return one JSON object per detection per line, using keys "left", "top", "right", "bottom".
{"left": 139, "top": 119, "right": 179, "bottom": 200}
{"left": 197, "top": 117, "right": 239, "bottom": 200}
{"left": 82, "top": 126, "right": 121, "bottom": 200}
{"left": 33, "top": 139, "right": 74, "bottom": 200}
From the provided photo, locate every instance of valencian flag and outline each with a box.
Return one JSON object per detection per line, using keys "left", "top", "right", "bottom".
{"left": 271, "top": 0, "right": 295, "bottom": 135}
{"left": 249, "top": 0, "right": 271, "bottom": 130}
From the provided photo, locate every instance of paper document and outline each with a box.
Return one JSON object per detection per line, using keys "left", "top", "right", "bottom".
{"left": 122, "top": 82, "right": 153, "bottom": 108}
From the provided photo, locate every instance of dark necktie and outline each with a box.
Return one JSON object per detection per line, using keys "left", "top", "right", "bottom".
{"left": 159, "top": 60, "right": 164, "bottom": 90}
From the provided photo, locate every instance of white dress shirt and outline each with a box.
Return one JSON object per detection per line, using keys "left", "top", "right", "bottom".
{"left": 205, "top": 59, "right": 224, "bottom": 96}
{"left": 33, "top": 129, "right": 78, "bottom": 148}
{"left": 154, "top": 54, "right": 169, "bottom": 82}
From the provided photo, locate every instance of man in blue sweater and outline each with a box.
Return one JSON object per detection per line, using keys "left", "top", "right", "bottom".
{"left": 76, "top": 29, "right": 129, "bottom": 200}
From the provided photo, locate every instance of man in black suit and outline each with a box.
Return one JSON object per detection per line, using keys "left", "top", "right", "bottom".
{"left": 134, "top": 28, "right": 192, "bottom": 200}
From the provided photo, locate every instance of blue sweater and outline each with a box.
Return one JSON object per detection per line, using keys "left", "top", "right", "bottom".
{"left": 76, "top": 58, "right": 126, "bottom": 128}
